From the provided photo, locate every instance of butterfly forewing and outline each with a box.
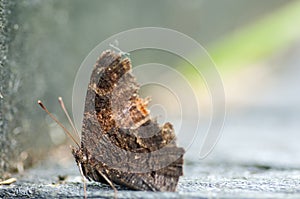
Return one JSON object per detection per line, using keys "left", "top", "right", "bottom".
{"left": 78, "top": 50, "right": 184, "bottom": 191}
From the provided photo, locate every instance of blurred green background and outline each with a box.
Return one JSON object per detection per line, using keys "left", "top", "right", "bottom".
{"left": 1, "top": 0, "right": 300, "bottom": 176}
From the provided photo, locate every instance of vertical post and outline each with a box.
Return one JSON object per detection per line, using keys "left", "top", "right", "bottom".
{"left": 0, "top": 0, "right": 16, "bottom": 178}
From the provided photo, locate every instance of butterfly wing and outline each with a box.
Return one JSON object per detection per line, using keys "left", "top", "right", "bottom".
{"left": 81, "top": 50, "right": 184, "bottom": 191}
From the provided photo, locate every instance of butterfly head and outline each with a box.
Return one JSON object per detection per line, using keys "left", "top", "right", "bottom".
{"left": 71, "top": 146, "right": 87, "bottom": 165}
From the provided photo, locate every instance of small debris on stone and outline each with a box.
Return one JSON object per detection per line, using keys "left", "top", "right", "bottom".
{"left": 0, "top": 178, "right": 17, "bottom": 185}
{"left": 58, "top": 175, "right": 68, "bottom": 182}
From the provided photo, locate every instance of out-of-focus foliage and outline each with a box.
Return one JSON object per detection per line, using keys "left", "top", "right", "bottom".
{"left": 209, "top": 1, "right": 300, "bottom": 73}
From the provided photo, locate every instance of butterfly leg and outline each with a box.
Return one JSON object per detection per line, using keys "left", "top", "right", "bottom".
{"left": 78, "top": 163, "right": 87, "bottom": 199}
{"left": 97, "top": 170, "right": 118, "bottom": 199}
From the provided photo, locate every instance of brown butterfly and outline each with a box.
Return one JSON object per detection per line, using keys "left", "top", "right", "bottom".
{"left": 38, "top": 50, "right": 185, "bottom": 197}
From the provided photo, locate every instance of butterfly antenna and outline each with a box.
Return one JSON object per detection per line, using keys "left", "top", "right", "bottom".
{"left": 38, "top": 100, "right": 80, "bottom": 147}
{"left": 58, "top": 97, "right": 81, "bottom": 142}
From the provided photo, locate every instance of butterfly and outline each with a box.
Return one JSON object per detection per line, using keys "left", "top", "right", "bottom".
{"left": 38, "top": 50, "right": 185, "bottom": 197}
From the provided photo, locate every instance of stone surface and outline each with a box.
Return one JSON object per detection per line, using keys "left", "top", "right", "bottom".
{"left": 1, "top": 161, "right": 300, "bottom": 198}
